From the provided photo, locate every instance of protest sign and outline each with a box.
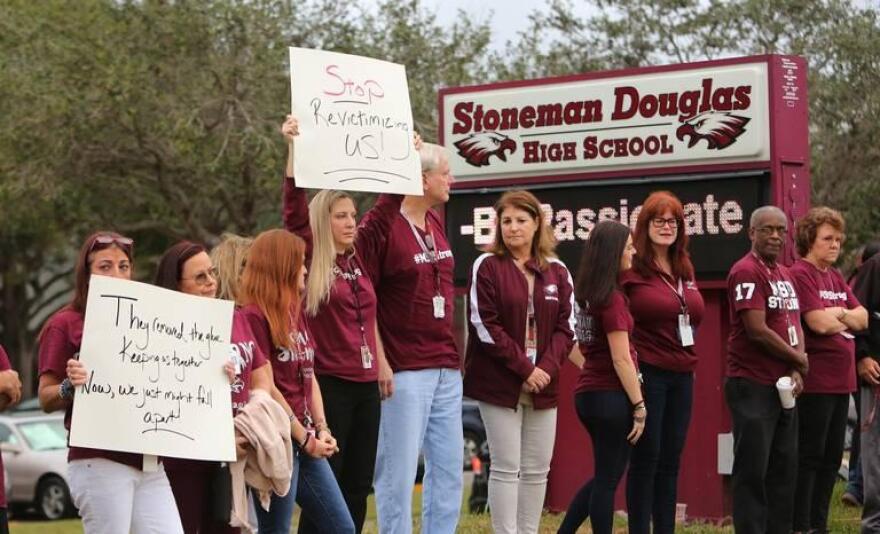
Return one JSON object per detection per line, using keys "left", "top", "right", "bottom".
{"left": 70, "top": 276, "right": 236, "bottom": 462}
{"left": 289, "top": 47, "right": 422, "bottom": 195}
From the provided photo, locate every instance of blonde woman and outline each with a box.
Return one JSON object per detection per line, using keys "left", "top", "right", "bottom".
{"left": 281, "top": 116, "right": 389, "bottom": 534}
{"left": 210, "top": 233, "right": 253, "bottom": 302}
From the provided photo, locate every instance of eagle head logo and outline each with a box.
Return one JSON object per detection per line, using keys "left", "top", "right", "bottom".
{"left": 453, "top": 132, "right": 517, "bottom": 167}
{"left": 675, "top": 111, "right": 750, "bottom": 150}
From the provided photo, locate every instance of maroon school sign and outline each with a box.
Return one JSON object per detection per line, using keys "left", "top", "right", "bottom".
{"left": 439, "top": 55, "right": 810, "bottom": 521}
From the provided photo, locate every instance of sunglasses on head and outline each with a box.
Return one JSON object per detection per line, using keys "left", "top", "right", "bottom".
{"left": 89, "top": 234, "right": 134, "bottom": 253}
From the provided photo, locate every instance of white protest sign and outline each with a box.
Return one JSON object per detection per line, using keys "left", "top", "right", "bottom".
{"left": 70, "top": 276, "right": 236, "bottom": 462}
{"left": 289, "top": 47, "right": 422, "bottom": 195}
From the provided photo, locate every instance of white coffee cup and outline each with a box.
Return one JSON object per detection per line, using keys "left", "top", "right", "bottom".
{"left": 776, "top": 376, "right": 796, "bottom": 409}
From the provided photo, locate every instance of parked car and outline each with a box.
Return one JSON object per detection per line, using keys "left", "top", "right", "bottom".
{"left": 0, "top": 411, "right": 73, "bottom": 519}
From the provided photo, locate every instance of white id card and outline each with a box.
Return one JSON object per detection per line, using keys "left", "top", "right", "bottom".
{"left": 526, "top": 347, "right": 537, "bottom": 364}
{"left": 678, "top": 314, "right": 694, "bottom": 347}
{"left": 361, "top": 345, "right": 373, "bottom": 369}
{"left": 788, "top": 325, "right": 799, "bottom": 346}
{"left": 841, "top": 331, "right": 855, "bottom": 339}
{"left": 433, "top": 295, "right": 446, "bottom": 319}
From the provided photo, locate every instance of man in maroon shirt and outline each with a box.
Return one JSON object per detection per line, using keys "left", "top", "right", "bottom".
{"left": 358, "top": 143, "right": 462, "bottom": 534}
{"left": 724, "top": 205, "right": 807, "bottom": 534}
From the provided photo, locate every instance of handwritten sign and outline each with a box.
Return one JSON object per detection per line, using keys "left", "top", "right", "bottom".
{"left": 70, "top": 276, "right": 236, "bottom": 462}
{"left": 289, "top": 47, "right": 422, "bottom": 195}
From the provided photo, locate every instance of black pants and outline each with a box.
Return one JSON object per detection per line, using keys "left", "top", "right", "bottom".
{"left": 724, "top": 376, "right": 798, "bottom": 534}
{"left": 298, "top": 375, "right": 380, "bottom": 534}
{"left": 558, "top": 390, "right": 632, "bottom": 534}
{"left": 627, "top": 362, "right": 694, "bottom": 534}
{"left": 0, "top": 508, "right": 7, "bottom": 534}
{"left": 793, "top": 392, "right": 848, "bottom": 532}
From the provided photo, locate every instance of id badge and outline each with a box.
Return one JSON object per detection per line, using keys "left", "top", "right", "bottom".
{"left": 841, "top": 331, "right": 855, "bottom": 340}
{"left": 432, "top": 295, "right": 446, "bottom": 319}
{"left": 678, "top": 314, "right": 694, "bottom": 347}
{"left": 788, "top": 325, "right": 799, "bottom": 346}
{"left": 361, "top": 345, "right": 373, "bottom": 369}
{"left": 526, "top": 347, "right": 537, "bottom": 364}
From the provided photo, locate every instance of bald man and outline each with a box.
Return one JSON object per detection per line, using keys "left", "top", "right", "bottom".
{"left": 724, "top": 206, "right": 808, "bottom": 533}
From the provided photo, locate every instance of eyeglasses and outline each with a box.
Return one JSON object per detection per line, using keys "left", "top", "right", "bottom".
{"left": 651, "top": 218, "right": 678, "bottom": 228}
{"left": 755, "top": 225, "right": 787, "bottom": 236}
{"left": 182, "top": 267, "right": 218, "bottom": 286}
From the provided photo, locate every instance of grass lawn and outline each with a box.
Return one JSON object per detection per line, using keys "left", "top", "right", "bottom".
{"left": 9, "top": 481, "right": 863, "bottom": 533}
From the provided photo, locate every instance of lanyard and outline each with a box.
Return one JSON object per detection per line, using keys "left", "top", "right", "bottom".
{"left": 658, "top": 272, "right": 689, "bottom": 315}
{"left": 403, "top": 214, "right": 442, "bottom": 296}
{"left": 340, "top": 256, "right": 369, "bottom": 347}
{"left": 751, "top": 253, "right": 796, "bottom": 331}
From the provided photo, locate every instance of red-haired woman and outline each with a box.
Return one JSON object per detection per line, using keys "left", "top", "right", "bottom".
{"left": 624, "top": 192, "right": 705, "bottom": 534}
{"left": 154, "top": 241, "right": 274, "bottom": 534}
{"left": 236, "top": 229, "right": 354, "bottom": 534}
{"left": 37, "top": 232, "right": 184, "bottom": 534}
{"left": 464, "top": 190, "right": 575, "bottom": 534}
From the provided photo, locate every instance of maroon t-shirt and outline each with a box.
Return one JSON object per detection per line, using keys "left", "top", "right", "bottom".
{"left": 622, "top": 269, "right": 705, "bottom": 373}
{"left": 0, "top": 345, "right": 10, "bottom": 507}
{"left": 575, "top": 290, "right": 638, "bottom": 392}
{"left": 37, "top": 308, "right": 143, "bottom": 469}
{"left": 282, "top": 177, "right": 379, "bottom": 382}
{"left": 356, "top": 194, "right": 459, "bottom": 372}
{"left": 790, "top": 259, "right": 859, "bottom": 394}
{"left": 230, "top": 309, "right": 269, "bottom": 414}
{"left": 239, "top": 304, "right": 315, "bottom": 422}
{"left": 726, "top": 253, "right": 803, "bottom": 386}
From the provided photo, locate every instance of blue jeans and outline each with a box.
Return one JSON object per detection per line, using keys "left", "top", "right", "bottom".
{"left": 374, "top": 368, "right": 463, "bottom": 534}
{"left": 558, "top": 390, "right": 633, "bottom": 534}
{"left": 253, "top": 445, "right": 354, "bottom": 534}
{"left": 626, "top": 362, "right": 694, "bottom": 534}
{"left": 847, "top": 388, "right": 864, "bottom": 501}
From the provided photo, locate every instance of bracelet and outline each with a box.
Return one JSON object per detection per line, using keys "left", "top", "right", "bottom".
{"left": 314, "top": 420, "right": 328, "bottom": 432}
{"left": 298, "top": 432, "right": 312, "bottom": 450}
{"left": 632, "top": 400, "right": 646, "bottom": 410}
{"left": 59, "top": 378, "right": 75, "bottom": 400}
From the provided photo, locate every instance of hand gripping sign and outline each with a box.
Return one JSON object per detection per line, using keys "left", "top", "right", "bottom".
{"left": 70, "top": 276, "right": 236, "bottom": 462}
{"left": 289, "top": 47, "right": 422, "bottom": 195}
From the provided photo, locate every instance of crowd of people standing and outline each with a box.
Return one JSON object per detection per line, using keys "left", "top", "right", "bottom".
{"left": 0, "top": 116, "right": 874, "bottom": 534}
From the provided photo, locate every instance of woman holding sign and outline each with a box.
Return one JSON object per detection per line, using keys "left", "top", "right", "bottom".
{"left": 154, "top": 241, "right": 274, "bottom": 534}
{"left": 558, "top": 221, "right": 644, "bottom": 534}
{"left": 37, "top": 231, "right": 185, "bottom": 534}
{"left": 624, "top": 191, "right": 704, "bottom": 534}
{"left": 237, "top": 229, "right": 355, "bottom": 534}
{"left": 464, "top": 190, "right": 575, "bottom": 534}
{"left": 280, "top": 116, "right": 394, "bottom": 534}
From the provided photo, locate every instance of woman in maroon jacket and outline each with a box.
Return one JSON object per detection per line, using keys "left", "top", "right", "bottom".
{"left": 464, "top": 190, "right": 575, "bottom": 534}
{"left": 154, "top": 241, "right": 273, "bottom": 534}
{"left": 558, "top": 220, "right": 643, "bottom": 534}
{"left": 624, "top": 191, "right": 705, "bottom": 534}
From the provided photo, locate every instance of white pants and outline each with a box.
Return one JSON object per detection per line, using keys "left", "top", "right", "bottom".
{"left": 479, "top": 401, "right": 557, "bottom": 534}
{"left": 68, "top": 458, "right": 183, "bottom": 534}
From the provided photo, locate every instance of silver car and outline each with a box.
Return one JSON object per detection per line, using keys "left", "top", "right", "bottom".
{"left": 0, "top": 412, "right": 73, "bottom": 519}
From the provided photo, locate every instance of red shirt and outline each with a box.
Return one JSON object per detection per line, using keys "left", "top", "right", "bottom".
{"left": 37, "top": 308, "right": 143, "bottom": 469}
{"left": 726, "top": 253, "right": 803, "bottom": 386}
{"left": 282, "top": 178, "right": 379, "bottom": 382}
{"left": 0, "top": 345, "right": 10, "bottom": 507}
{"left": 622, "top": 269, "right": 705, "bottom": 373}
{"left": 790, "top": 259, "right": 859, "bottom": 394}
{"left": 463, "top": 254, "right": 575, "bottom": 409}
{"left": 575, "top": 290, "right": 638, "bottom": 392}
{"left": 239, "top": 304, "right": 315, "bottom": 422}
{"left": 230, "top": 309, "right": 269, "bottom": 414}
{"left": 356, "top": 194, "right": 459, "bottom": 372}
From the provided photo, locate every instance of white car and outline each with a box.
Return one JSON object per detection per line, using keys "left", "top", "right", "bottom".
{"left": 0, "top": 412, "right": 73, "bottom": 519}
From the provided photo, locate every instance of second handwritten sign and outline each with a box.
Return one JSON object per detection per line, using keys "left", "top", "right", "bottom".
{"left": 289, "top": 47, "right": 422, "bottom": 195}
{"left": 70, "top": 276, "right": 236, "bottom": 462}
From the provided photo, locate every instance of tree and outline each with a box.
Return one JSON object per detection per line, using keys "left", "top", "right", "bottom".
{"left": 0, "top": 0, "right": 492, "bottom": 394}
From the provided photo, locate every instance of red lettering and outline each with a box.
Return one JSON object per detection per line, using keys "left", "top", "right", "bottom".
{"left": 612, "top": 86, "right": 639, "bottom": 120}
{"left": 734, "top": 86, "right": 752, "bottom": 110}
{"left": 639, "top": 94, "right": 659, "bottom": 118}
{"left": 452, "top": 102, "right": 473, "bottom": 135}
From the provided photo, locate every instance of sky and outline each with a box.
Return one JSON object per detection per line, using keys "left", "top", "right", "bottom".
{"left": 363, "top": 0, "right": 596, "bottom": 51}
